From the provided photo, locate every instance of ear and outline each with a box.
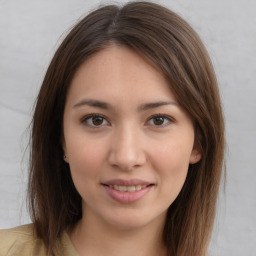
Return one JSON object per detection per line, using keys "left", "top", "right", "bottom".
{"left": 189, "top": 147, "right": 202, "bottom": 164}
{"left": 190, "top": 126, "right": 203, "bottom": 164}
{"left": 62, "top": 139, "right": 69, "bottom": 164}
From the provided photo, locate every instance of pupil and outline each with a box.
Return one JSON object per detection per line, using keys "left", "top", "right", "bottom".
{"left": 154, "top": 117, "right": 164, "bottom": 125}
{"left": 92, "top": 116, "right": 103, "bottom": 125}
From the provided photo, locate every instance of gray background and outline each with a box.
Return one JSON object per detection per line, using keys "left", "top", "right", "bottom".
{"left": 0, "top": 0, "right": 255, "bottom": 255}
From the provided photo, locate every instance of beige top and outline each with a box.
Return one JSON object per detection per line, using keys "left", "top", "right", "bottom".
{"left": 0, "top": 224, "right": 78, "bottom": 256}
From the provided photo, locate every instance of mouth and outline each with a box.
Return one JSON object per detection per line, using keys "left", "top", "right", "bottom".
{"left": 102, "top": 184, "right": 153, "bottom": 192}
{"left": 101, "top": 179, "right": 155, "bottom": 204}
{"left": 101, "top": 179, "right": 154, "bottom": 203}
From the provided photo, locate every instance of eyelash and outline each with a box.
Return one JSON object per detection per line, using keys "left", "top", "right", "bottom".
{"left": 81, "top": 113, "right": 109, "bottom": 128}
{"left": 81, "top": 113, "right": 174, "bottom": 128}
{"left": 146, "top": 114, "right": 174, "bottom": 127}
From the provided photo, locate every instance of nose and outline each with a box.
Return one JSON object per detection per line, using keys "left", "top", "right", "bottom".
{"left": 108, "top": 125, "right": 146, "bottom": 171}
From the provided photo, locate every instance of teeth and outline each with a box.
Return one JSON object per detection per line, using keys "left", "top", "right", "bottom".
{"left": 119, "top": 186, "right": 127, "bottom": 192}
{"left": 127, "top": 186, "right": 136, "bottom": 192}
{"left": 109, "top": 185, "right": 147, "bottom": 192}
{"left": 136, "top": 185, "right": 142, "bottom": 190}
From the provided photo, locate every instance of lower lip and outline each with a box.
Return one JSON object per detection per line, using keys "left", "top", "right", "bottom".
{"left": 102, "top": 185, "right": 153, "bottom": 203}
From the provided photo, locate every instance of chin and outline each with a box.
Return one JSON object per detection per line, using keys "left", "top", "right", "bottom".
{"left": 103, "top": 209, "right": 166, "bottom": 232}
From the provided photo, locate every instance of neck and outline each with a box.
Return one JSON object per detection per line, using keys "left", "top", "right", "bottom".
{"left": 69, "top": 211, "right": 167, "bottom": 256}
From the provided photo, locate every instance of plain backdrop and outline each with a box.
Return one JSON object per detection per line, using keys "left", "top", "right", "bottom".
{"left": 0, "top": 0, "right": 255, "bottom": 255}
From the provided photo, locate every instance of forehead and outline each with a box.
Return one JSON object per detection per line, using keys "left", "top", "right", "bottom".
{"left": 66, "top": 45, "right": 176, "bottom": 106}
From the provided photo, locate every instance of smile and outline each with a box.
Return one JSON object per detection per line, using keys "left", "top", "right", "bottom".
{"left": 101, "top": 180, "right": 154, "bottom": 203}
{"left": 107, "top": 185, "right": 148, "bottom": 192}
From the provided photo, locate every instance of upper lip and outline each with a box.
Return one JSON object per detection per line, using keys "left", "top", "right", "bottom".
{"left": 102, "top": 179, "right": 153, "bottom": 186}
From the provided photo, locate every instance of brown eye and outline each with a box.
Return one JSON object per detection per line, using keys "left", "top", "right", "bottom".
{"left": 147, "top": 114, "right": 173, "bottom": 127}
{"left": 153, "top": 116, "right": 165, "bottom": 126}
{"left": 92, "top": 116, "right": 104, "bottom": 126}
{"left": 82, "top": 114, "right": 109, "bottom": 127}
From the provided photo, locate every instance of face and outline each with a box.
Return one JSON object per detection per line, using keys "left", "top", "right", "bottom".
{"left": 63, "top": 45, "right": 201, "bottom": 231}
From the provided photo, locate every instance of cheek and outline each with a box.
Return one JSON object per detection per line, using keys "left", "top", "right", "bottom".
{"left": 153, "top": 137, "right": 193, "bottom": 172}
{"left": 151, "top": 138, "right": 193, "bottom": 196}
{"left": 67, "top": 138, "right": 107, "bottom": 181}
{"left": 66, "top": 139, "right": 108, "bottom": 202}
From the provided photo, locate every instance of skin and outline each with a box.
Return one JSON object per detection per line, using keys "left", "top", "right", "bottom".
{"left": 62, "top": 45, "right": 201, "bottom": 256}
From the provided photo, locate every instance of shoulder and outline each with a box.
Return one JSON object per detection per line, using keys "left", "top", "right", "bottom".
{"left": 0, "top": 224, "right": 48, "bottom": 256}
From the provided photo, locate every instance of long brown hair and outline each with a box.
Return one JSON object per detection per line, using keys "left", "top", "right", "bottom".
{"left": 28, "top": 2, "right": 225, "bottom": 255}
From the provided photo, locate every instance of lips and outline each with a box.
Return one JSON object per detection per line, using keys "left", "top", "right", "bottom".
{"left": 101, "top": 179, "right": 154, "bottom": 203}
{"left": 102, "top": 179, "right": 152, "bottom": 186}
{"left": 107, "top": 184, "right": 148, "bottom": 192}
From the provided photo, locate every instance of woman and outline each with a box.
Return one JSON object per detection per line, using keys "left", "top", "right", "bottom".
{"left": 0, "top": 1, "right": 225, "bottom": 256}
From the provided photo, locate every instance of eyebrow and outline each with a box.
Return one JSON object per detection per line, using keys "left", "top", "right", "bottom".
{"left": 137, "top": 101, "right": 178, "bottom": 111}
{"left": 73, "top": 99, "right": 178, "bottom": 111}
{"left": 73, "top": 99, "right": 111, "bottom": 109}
